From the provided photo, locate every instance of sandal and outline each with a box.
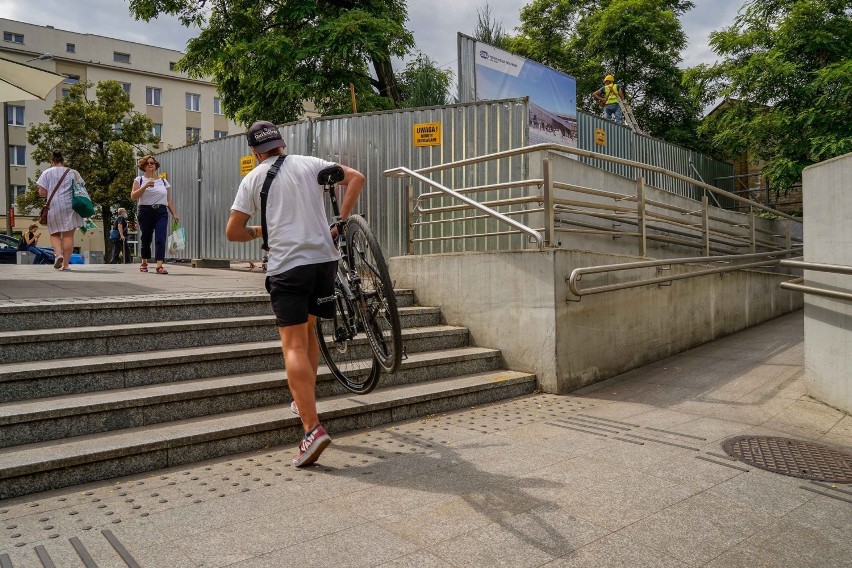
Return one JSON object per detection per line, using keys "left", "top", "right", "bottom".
{"left": 139, "top": 264, "right": 148, "bottom": 272}
{"left": 53, "top": 256, "right": 63, "bottom": 269}
{"left": 155, "top": 267, "right": 169, "bottom": 275}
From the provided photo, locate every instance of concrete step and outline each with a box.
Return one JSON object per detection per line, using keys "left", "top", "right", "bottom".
{"left": 0, "top": 325, "right": 471, "bottom": 403}
{"left": 0, "top": 346, "right": 505, "bottom": 448}
{"left": 0, "top": 370, "right": 537, "bottom": 500}
{"left": 0, "top": 306, "right": 440, "bottom": 364}
{"left": 0, "top": 289, "right": 417, "bottom": 331}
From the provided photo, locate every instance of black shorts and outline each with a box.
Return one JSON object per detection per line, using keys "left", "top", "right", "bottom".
{"left": 265, "top": 261, "right": 337, "bottom": 327}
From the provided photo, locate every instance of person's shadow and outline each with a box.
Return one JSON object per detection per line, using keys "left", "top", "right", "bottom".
{"left": 312, "top": 426, "right": 592, "bottom": 559}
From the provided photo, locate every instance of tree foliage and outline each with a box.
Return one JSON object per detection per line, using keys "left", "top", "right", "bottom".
{"left": 21, "top": 81, "right": 157, "bottom": 239}
{"left": 128, "top": 0, "right": 415, "bottom": 125}
{"left": 702, "top": 0, "right": 852, "bottom": 191}
{"left": 397, "top": 53, "right": 454, "bottom": 108}
{"left": 506, "top": 0, "right": 702, "bottom": 146}
{"left": 473, "top": 3, "right": 511, "bottom": 50}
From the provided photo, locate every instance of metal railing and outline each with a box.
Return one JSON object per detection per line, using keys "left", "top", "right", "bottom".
{"left": 779, "top": 260, "right": 852, "bottom": 302}
{"left": 385, "top": 143, "right": 801, "bottom": 256}
{"left": 567, "top": 249, "right": 801, "bottom": 299}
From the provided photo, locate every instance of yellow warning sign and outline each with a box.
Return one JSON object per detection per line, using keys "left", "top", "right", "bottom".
{"left": 413, "top": 122, "right": 442, "bottom": 147}
{"left": 595, "top": 128, "right": 606, "bottom": 146}
{"left": 240, "top": 156, "right": 255, "bottom": 175}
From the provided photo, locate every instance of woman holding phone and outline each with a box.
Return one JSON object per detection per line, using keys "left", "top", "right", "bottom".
{"left": 131, "top": 155, "right": 179, "bottom": 274}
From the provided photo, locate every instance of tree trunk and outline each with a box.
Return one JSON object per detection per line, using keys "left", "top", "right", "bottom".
{"left": 371, "top": 55, "right": 401, "bottom": 107}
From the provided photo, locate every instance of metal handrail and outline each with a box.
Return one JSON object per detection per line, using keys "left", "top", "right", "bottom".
{"left": 778, "top": 260, "right": 852, "bottom": 302}
{"left": 386, "top": 143, "right": 802, "bottom": 223}
{"left": 567, "top": 249, "right": 801, "bottom": 298}
{"left": 383, "top": 166, "right": 544, "bottom": 248}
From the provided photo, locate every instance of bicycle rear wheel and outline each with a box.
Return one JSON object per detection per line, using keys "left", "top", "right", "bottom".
{"left": 315, "top": 277, "right": 381, "bottom": 394}
{"left": 345, "top": 215, "right": 403, "bottom": 373}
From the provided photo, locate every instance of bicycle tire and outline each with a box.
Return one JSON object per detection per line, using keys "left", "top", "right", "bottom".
{"left": 316, "top": 276, "right": 381, "bottom": 394}
{"left": 345, "top": 215, "right": 403, "bottom": 373}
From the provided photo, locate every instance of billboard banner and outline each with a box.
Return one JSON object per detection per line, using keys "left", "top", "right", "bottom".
{"left": 474, "top": 41, "right": 578, "bottom": 147}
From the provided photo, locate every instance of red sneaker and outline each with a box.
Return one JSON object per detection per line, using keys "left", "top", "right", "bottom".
{"left": 293, "top": 425, "right": 331, "bottom": 467}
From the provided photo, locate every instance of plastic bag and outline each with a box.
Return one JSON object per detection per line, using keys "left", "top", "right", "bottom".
{"left": 168, "top": 221, "right": 186, "bottom": 253}
{"left": 71, "top": 174, "right": 95, "bottom": 218}
{"left": 79, "top": 218, "right": 97, "bottom": 234}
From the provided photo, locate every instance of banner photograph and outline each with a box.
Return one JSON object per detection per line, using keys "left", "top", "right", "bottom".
{"left": 473, "top": 41, "right": 578, "bottom": 147}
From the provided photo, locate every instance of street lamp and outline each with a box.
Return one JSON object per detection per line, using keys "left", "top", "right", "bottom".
{"left": 4, "top": 53, "right": 54, "bottom": 235}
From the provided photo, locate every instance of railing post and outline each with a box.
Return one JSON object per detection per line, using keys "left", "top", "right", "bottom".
{"left": 702, "top": 195, "right": 710, "bottom": 256}
{"left": 749, "top": 207, "right": 756, "bottom": 253}
{"left": 785, "top": 219, "right": 792, "bottom": 252}
{"left": 636, "top": 175, "right": 646, "bottom": 257}
{"left": 406, "top": 184, "right": 414, "bottom": 255}
{"left": 543, "top": 158, "right": 554, "bottom": 248}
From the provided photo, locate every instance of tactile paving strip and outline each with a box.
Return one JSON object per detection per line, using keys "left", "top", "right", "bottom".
{"left": 722, "top": 435, "right": 852, "bottom": 483}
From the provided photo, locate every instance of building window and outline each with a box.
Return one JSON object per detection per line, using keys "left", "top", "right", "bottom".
{"left": 213, "top": 130, "right": 228, "bottom": 139}
{"left": 61, "top": 88, "right": 70, "bottom": 98}
{"left": 186, "top": 127, "right": 200, "bottom": 144}
{"left": 6, "top": 105, "right": 24, "bottom": 126}
{"left": 146, "top": 86, "right": 161, "bottom": 106}
{"left": 114, "top": 52, "right": 131, "bottom": 64}
{"left": 151, "top": 123, "right": 162, "bottom": 138}
{"left": 66, "top": 43, "right": 75, "bottom": 53}
{"left": 213, "top": 97, "right": 223, "bottom": 115}
{"left": 63, "top": 74, "right": 80, "bottom": 85}
{"left": 3, "top": 32, "right": 24, "bottom": 44}
{"left": 12, "top": 185, "right": 27, "bottom": 198}
{"left": 169, "top": 62, "right": 177, "bottom": 71}
{"left": 121, "top": 82, "right": 131, "bottom": 94}
{"left": 185, "top": 93, "right": 200, "bottom": 112}
{"left": 9, "top": 146, "right": 26, "bottom": 167}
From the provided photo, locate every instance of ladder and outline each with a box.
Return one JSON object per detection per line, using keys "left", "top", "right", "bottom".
{"left": 617, "top": 98, "right": 644, "bottom": 135}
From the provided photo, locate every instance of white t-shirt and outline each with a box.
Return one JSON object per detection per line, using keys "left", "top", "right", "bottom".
{"left": 137, "top": 176, "right": 171, "bottom": 206}
{"left": 231, "top": 154, "right": 340, "bottom": 275}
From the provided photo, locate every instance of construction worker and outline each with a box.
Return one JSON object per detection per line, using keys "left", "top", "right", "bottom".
{"left": 593, "top": 75, "right": 624, "bottom": 125}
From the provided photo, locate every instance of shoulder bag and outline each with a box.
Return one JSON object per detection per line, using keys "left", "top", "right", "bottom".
{"left": 38, "top": 168, "right": 72, "bottom": 225}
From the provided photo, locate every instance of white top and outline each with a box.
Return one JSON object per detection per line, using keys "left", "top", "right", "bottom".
{"left": 136, "top": 176, "right": 171, "bottom": 206}
{"left": 231, "top": 154, "right": 340, "bottom": 275}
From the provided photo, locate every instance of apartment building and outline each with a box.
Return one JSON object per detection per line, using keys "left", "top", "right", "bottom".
{"left": 1, "top": 17, "right": 240, "bottom": 228}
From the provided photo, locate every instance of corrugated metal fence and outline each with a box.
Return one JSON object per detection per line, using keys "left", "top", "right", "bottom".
{"left": 156, "top": 98, "right": 530, "bottom": 261}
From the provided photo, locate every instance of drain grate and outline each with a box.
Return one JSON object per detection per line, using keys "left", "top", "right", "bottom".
{"left": 722, "top": 436, "right": 852, "bottom": 483}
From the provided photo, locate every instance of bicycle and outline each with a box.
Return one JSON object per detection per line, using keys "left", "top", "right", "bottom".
{"left": 315, "top": 166, "right": 403, "bottom": 394}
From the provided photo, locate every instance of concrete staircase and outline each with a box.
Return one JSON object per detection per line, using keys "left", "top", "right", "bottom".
{"left": 0, "top": 290, "right": 536, "bottom": 500}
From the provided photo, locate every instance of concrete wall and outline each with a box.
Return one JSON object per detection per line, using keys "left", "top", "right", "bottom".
{"left": 391, "top": 250, "right": 802, "bottom": 393}
{"left": 802, "top": 153, "right": 852, "bottom": 413}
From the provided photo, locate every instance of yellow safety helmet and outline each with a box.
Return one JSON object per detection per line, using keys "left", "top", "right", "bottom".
{"left": 604, "top": 75, "right": 615, "bottom": 83}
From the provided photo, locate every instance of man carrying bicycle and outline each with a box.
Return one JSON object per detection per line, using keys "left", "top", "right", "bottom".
{"left": 226, "top": 120, "right": 365, "bottom": 466}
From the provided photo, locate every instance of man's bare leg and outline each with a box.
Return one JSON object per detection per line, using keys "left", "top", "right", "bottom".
{"left": 279, "top": 315, "right": 321, "bottom": 432}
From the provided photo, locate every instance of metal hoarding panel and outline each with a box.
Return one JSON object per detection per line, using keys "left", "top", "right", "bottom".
{"left": 577, "top": 110, "right": 636, "bottom": 179}
{"left": 155, "top": 144, "right": 199, "bottom": 260}
{"left": 457, "top": 33, "right": 477, "bottom": 104}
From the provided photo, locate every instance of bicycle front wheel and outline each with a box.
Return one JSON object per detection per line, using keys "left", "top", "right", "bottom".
{"left": 345, "top": 215, "right": 403, "bottom": 373}
{"left": 316, "top": 279, "right": 381, "bottom": 394}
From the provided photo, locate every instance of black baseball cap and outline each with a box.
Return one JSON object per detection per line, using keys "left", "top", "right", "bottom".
{"left": 246, "top": 120, "right": 285, "bottom": 153}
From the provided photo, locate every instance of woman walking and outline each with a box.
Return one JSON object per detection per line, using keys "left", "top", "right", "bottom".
{"left": 36, "top": 150, "right": 81, "bottom": 271}
{"left": 131, "top": 155, "right": 179, "bottom": 274}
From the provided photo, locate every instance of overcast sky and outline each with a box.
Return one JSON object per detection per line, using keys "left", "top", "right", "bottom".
{"left": 1, "top": 0, "right": 744, "bottom": 76}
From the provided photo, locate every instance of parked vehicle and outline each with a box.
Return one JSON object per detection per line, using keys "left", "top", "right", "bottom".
{"left": 0, "top": 234, "right": 84, "bottom": 265}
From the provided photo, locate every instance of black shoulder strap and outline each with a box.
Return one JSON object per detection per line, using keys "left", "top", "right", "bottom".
{"left": 259, "top": 154, "right": 287, "bottom": 252}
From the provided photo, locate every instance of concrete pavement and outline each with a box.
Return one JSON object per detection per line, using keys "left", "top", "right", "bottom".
{"left": 0, "top": 263, "right": 850, "bottom": 567}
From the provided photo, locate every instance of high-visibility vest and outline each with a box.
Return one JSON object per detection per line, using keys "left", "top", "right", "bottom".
{"left": 604, "top": 84, "right": 620, "bottom": 105}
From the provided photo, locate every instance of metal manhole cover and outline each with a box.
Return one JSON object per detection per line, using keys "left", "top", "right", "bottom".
{"left": 722, "top": 436, "right": 852, "bottom": 483}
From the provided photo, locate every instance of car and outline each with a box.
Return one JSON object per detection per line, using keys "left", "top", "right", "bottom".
{"left": 0, "top": 234, "right": 85, "bottom": 265}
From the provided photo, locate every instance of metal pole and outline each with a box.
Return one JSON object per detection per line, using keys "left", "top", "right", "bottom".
{"left": 4, "top": 102, "right": 12, "bottom": 236}
{"left": 702, "top": 195, "right": 710, "bottom": 257}
{"left": 195, "top": 138, "right": 202, "bottom": 258}
{"left": 543, "top": 158, "right": 554, "bottom": 247}
{"left": 636, "top": 175, "right": 646, "bottom": 257}
{"left": 406, "top": 184, "right": 414, "bottom": 255}
{"left": 749, "top": 207, "right": 756, "bottom": 254}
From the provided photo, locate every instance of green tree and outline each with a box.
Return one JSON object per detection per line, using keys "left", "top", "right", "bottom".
{"left": 20, "top": 80, "right": 157, "bottom": 242}
{"left": 397, "top": 53, "right": 454, "bottom": 108}
{"left": 702, "top": 0, "right": 852, "bottom": 191}
{"left": 474, "top": 3, "right": 511, "bottom": 50}
{"left": 508, "top": 0, "right": 701, "bottom": 146}
{"left": 128, "top": 0, "right": 415, "bottom": 125}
